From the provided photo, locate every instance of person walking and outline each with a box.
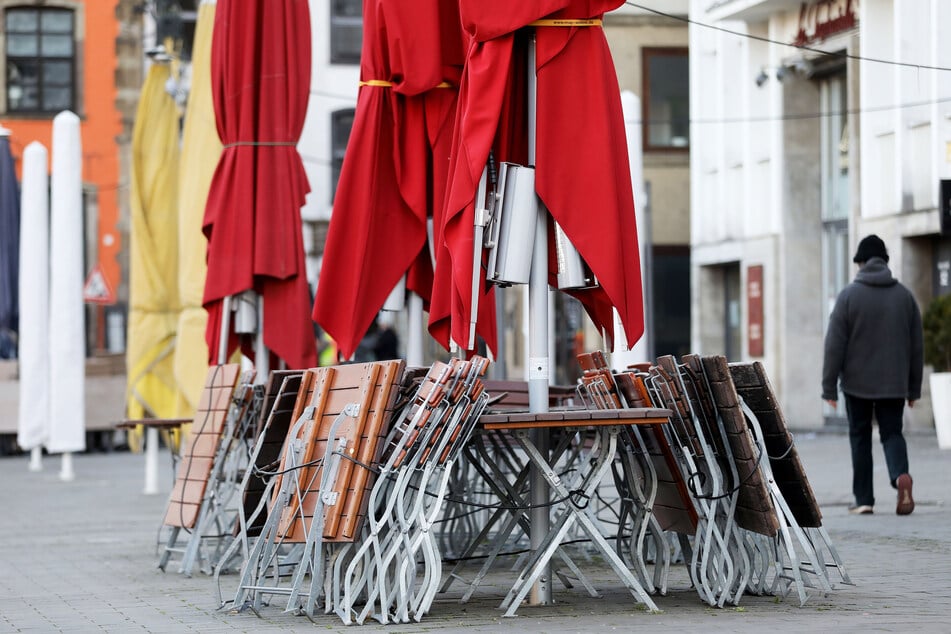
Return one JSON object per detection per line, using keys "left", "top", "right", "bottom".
{"left": 822, "top": 234, "right": 922, "bottom": 516}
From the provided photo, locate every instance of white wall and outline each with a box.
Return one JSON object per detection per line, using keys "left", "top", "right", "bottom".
{"left": 300, "top": 0, "right": 359, "bottom": 284}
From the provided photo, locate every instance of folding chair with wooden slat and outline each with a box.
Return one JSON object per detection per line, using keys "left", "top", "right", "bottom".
{"left": 726, "top": 360, "right": 851, "bottom": 604}
{"left": 645, "top": 358, "right": 738, "bottom": 607}
{"left": 158, "top": 364, "right": 252, "bottom": 577}
{"left": 213, "top": 371, "right": 304, "bottom": 603}
{"left": 338, "top": 358, "right": 492, "bottom": 625}
{"left": 229, "top": 361, "right": 405, "bottom": 617}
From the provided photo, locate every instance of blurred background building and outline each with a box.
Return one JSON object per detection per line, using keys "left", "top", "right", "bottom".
{"left": 689, "top": 0, "right": 951, "bottom": 430}
{"left": 2, "top": 0, "right": 949, "bottom": 443}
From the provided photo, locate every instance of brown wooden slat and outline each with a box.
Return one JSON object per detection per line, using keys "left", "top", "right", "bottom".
{"left": 270, "top": 362, "right": 407, "bottom": 543}
{"left": 277, "top": 368, "right": 336, "bottom": 542}
{"left": 699, "top": 355, "right": 780, "bottom": 536}
{"left": 338, "top": 360, "right": 405, "bottom": 540}
{"left": 163, "top": 364, "right": 241, "bottom": 528}
{"left": 728, "top": 360, "right": 823, "bottom": 529}
{"left": 322, "top": 363, "right": 381, "bottom": 539}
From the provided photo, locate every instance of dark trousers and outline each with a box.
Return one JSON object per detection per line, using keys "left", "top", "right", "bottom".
{"left": 844, "top": 394, "right": 909, "bottom": 507}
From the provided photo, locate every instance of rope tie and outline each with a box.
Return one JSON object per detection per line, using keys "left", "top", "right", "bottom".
{"left": 529, "top": 18, "right": 602, "bottom": 27}
{"left": 359, "top": 80, "right": 454, "bottom": 88}
{"left": 222, "top": 141, "right": 296, "bottom": 148}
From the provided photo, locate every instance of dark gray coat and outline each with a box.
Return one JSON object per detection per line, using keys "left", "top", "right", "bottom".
{"left": 821, "top": 257, "right": 923, "bottom": 401}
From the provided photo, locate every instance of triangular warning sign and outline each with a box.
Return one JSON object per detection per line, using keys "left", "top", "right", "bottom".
{"left": 83, "top": 264, "right": 116, "bottom": 305}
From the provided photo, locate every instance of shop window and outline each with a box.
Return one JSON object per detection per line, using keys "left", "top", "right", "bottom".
{"left": 330, "top": 0, "right": 361, "bottom": 65}
{"left": 642, "top": 47, "right": 689, "bottom": 151}
{"left": 153, "top": 0, "right": 198, "bottom": 61}
{"left": 5, "top": 6, "right": 75, "bottom": 113}
{"left": 331, "top": 108, "right": 354, "bottom": 201}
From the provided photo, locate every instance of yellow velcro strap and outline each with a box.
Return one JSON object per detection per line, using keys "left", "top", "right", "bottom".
{"left": 359, "top": 79, "right": 394, "bottom": 87}
{"left": 529, "top": 18, "right": 602, "bottom": 27}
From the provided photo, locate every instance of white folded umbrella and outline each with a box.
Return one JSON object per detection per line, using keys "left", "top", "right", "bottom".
{"left": 48, "top": 111, "right": 86, "bottom": 461}
{"left": 16, "top": 142, "right": 50, "bottom": 455}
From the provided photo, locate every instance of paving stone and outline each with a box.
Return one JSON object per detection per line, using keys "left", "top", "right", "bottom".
{"left": 0, "top": 433, "right": 948, "bottom": 632}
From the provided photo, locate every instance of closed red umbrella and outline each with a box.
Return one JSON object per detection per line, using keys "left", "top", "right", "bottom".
{"left": 203, "top": 0, "right": 316, "bottom": 370}
{"left": 314, "top": 0, "right": 485, "bottom": 360}
{"left": 378, "top": 0, "right": 499, "bottom": 356}
{"left": 313, "top": 0, "right": 425, "bottom": 361}
{"left": 441, "top": 0, "right": 644, "bottom": 353}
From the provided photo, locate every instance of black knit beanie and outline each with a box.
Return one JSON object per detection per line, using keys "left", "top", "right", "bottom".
{"left": 853, "top": 234, "right": 889, "bottom": 263}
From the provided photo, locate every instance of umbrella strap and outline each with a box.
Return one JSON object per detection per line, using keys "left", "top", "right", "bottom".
{"left": 529, "top": 19, "right": 602, "bottom": 27}
{"left": 359, "top": 80, "right": 454, "bottom": 89}
{"left": 222, "top": 141, "right": 297, "bottom": 148}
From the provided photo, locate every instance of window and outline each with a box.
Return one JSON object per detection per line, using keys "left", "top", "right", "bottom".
{"left": 5, "top": 7, "right": 75, "bottom": 113}
{"left": 154, "top": 0, "right": 198, "bottom": 61}
{"left": 331, "top": 108, "right": 355, "bottom": 201}
{"left": 642, "top": 47, "right": 689, "bottom": 151}
{"left": 330, "top": 0, "right": 361, "bottom": 64}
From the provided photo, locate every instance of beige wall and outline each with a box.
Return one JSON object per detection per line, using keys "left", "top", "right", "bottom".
{"left": 605, "top": 14, "right": 690, "bottom": 247}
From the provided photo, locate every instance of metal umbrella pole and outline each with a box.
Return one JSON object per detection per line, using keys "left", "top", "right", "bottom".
{"left": 217, "top": 295, "right": 232, "bottom": 365}
{"left": 406, "top": 292, "right": 425, "bottom": 367}
{"left": 526, "top": 32, "right": 552, "bottom": 606}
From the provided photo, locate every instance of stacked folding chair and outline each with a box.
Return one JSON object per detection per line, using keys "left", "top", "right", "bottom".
{"left": 588, "top": 351, "right": 850, "bottom": 607}
{"left": 336, "top": 357, "right": 490, "bottom": 624}
{"left": 575, "top": 352, "right": 697, "bottom": 597}
{"left": 228, "top": 360, "right": 406, "bottom": 617}
{"left": 159, "top": 364, "right": 263, "bottom": 576}
{"left": 711, "top": 358, "right": 851, "bottom": 604}
{"left": 214, "top": 369, "right": 305, "bottom": 582}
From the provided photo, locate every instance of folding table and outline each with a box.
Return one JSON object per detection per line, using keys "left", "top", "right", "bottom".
{"left": 478, "top": 408, "right": 671, "bottom": 617}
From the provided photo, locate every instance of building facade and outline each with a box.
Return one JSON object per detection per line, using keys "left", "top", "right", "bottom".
{"left": 690, "top": 0, "right": 950, "bottom": 429}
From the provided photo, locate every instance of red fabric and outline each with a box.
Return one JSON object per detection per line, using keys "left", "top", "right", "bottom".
{"left": 385, "top": 0, "right": 466, "bottom": 317}
{"left": 314, "top": 0, "right": 479, "bottom": 359}
{"left": 203, "top": 0, "right": 316, "bottom": 369}
{"left": 313, "top": 0, "right": 425, "bottom": 360}
{"left": 440, "top": 0, "right": 643, "bottom": 351}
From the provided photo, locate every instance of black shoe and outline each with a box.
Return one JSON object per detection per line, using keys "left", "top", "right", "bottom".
{"left": 896, "top": 474, "right": 915, "bottom": 515}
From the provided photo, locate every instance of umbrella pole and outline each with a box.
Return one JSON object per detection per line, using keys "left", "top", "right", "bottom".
{"left": 406, "top": 292, "right": 424, "bottom": 367}
{"left": 218, "top": 295, "right": 232, "bottom": 365}
{"left": 144, "top": 427, "right": 160, "bottom": 494}
{"left": 469, "top": 168, "right": 490, "bottom": 350}
{"left": 29, "top": 446, "right": 42, "bottom": 472}
{"left": 526, "top": 32, "right": 552, "bottom": 606}
{"left": 612, "top": 91, "right": 652, "bottom": 368}
{"left": 255, "top": 296, "right": 269, "bottom": 382}
{"left": 59, "top": 452, "right": 74, "bottom": 481}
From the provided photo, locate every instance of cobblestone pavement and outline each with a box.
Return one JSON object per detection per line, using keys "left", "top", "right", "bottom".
{"left": 1, "top": 431, "right": 948, "bottom": 633}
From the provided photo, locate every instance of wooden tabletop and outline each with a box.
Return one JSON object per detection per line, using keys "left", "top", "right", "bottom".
{"left": 479, "top": 408, "right": 671, "bottom": 431}
{"left": 115, "top": 417, "right": 192, "bottom": 430}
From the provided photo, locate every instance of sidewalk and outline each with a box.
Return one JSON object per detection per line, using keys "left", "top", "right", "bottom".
{"left": 0, "top": 432, "right": 948, "bottom": 633}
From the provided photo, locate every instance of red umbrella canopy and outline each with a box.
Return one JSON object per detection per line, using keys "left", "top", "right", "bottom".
{"left": 382, "top": 0, "right": 464, "bottom": 316}
{"left": 203, "top": 0, "right": 316, "bottom": 370}
{"left": 378, "top": 0, "right": 499, "bottom": 355}
{"left": 442, "top": 0, "right": 644, "bottom": 351}
{"left": 313, "top": 0, "right": 429, "bottom": 361}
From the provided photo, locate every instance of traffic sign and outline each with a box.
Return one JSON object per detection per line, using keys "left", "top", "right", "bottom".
{"left": 83, "top": 264, "right": 116, "bottom": 305}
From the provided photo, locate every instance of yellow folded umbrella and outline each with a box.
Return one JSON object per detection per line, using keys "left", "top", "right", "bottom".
{"left": 126, "top": 63, "right": 183, "bottom": 449}
{"left": 173, "top": 1, "right": 220, "bottom": 419}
